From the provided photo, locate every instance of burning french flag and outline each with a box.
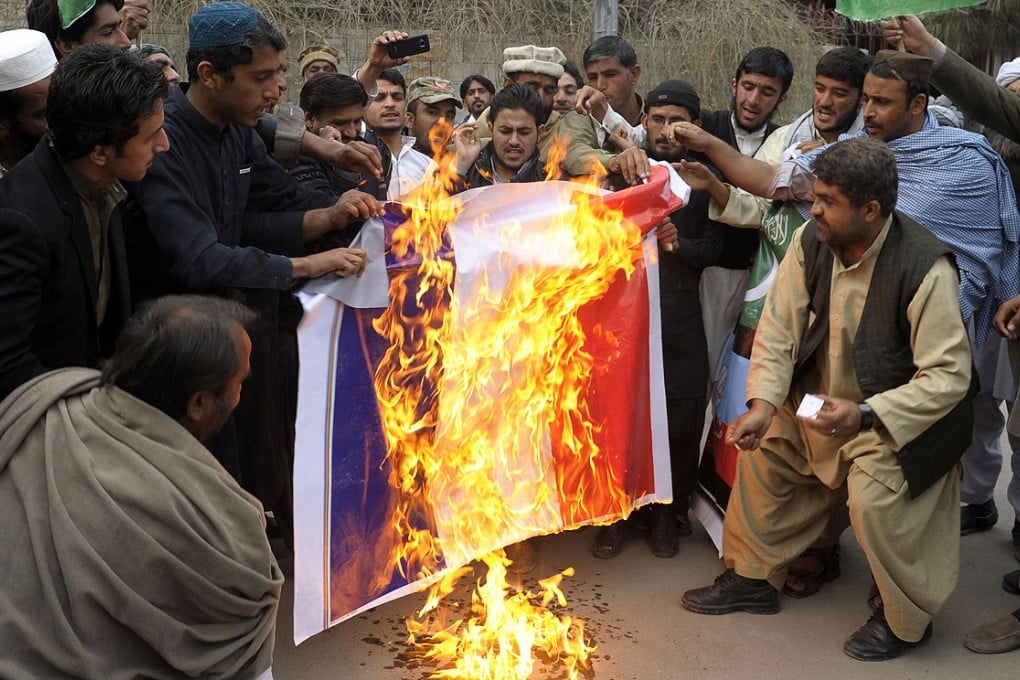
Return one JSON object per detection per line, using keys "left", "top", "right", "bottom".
{"left": 292, "top": 165, "right": 687, "bottom": 645}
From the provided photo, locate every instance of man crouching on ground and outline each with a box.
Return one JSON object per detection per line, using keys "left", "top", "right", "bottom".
{"left": 680, "top": 137, "right": 973, "bottom": 661}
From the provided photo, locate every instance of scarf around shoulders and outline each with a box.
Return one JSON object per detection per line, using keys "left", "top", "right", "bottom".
{"left": 0, "top": 368, "right": 283, "bottom": 680}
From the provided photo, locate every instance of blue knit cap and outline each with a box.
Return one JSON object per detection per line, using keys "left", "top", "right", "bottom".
{"left": 188, "top": 2, "right": 263, "bottom": 48}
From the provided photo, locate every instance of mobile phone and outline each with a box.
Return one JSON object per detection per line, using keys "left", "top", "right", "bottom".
{"left": 387, "top": 34, "right": 430, "bottom": 59}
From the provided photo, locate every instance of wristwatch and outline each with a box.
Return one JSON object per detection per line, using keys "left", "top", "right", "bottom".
{"left": 858, "top": 402, "right": 874, "bottom": 431}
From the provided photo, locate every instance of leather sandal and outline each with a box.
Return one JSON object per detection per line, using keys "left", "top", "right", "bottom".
{"left": 782, "top": 544, "right": 841, "bottom": 598}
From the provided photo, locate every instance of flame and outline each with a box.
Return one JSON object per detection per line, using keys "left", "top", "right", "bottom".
{"left": 372, "top": 126, "right": 647, "bottom": 678}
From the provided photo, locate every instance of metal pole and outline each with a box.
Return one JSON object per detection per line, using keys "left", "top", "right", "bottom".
{"left": 593, "top": 0, "right": 619, "bottom": 39}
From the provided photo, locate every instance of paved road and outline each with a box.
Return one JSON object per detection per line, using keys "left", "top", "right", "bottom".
{"left": 272, "top": 478, "right": 1019, "bottom": 680}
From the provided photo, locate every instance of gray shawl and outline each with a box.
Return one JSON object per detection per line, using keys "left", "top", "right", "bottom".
{"left": 0, "top": 368, "right": 283, "bottom": 679}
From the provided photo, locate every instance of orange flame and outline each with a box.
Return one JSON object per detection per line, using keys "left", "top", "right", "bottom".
{"left": 372, "top": 126, "right": 647, "bottom": 678}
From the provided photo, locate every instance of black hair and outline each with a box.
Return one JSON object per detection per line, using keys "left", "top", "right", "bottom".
{"left": 0, "top": 90, "right": 20, "bottom": 127}
{"left": 459, "top": 73, "right": 495, "bottom": 99}
{"left": 488, "top": 83, "right": 548, "bottom": 127}
{"left": 185, "top": 16, "right": 286, "bottom": 82}
{"left": 735, "top": 47, "right": 794, "bottom": 95}
{"left": 816, "top": 47, "right": 871, "bottom": 91}
{"left": 811, "top": 137, "right": 898, "bottom": 217}
{"left": 26, "top": 0, "right": 124, "bottom": 57}
{"left": 378, "top": 67, "right": 406, "bottom": 93}
{"left": 47, "top": 43, "right": 168, "bottom": 159}
{"left": 582, "top": 35, "right": 637, "bottom": 70}
{"left": 101, "top": 295, "right": 256, "bottom": 420}
{"left": 869, "top": 61, "right": 931, "bottom": 108}
{"left": 561, "top": 61, "right": 583, "bottom": 88}
{"left": 299, "top": 72, "right": 367, "bottom": 116}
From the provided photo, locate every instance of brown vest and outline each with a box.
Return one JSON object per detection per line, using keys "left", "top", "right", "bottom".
{"left": 796, "top": 211, "right": 974, "bottom": 498}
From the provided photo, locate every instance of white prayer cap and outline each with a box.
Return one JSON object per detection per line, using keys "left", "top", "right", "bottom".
{"left": 0, "top": 30, "right": 56, "bottom": 93}
{"left": 996, "top": 57, "right": 1020, "bottom": 88}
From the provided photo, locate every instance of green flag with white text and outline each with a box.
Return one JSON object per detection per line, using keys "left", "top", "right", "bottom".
{"left": 835, "top": 0, "right": 984, "bottom": 22}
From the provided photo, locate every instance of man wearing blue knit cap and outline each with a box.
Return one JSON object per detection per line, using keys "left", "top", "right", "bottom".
{"left": 124, "top": 2, "right": 377, "bottom": 539}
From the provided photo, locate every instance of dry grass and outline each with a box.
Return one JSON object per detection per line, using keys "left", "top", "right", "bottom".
{"left": 1, "top": 0, "right": 836, "bottom": 121}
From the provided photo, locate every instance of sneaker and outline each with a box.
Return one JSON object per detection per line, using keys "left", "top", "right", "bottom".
{"left": 681, "top": 569, "right": 780, "bottom": 615}
{"left": 960, "top": 499, "right": 998, "bottom": 535}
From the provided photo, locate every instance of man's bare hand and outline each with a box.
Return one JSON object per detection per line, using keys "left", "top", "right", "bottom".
{"left": 880, "top": 15, "right": 937, "bottom": 56}
{"left": 800, "top": 395, "right": 862, "bottom": 439}
{"left": 575, "top": 85, "right": 609, "bottom": 121}
{"left": 666, "top": 121, "right": 714, "bottom": 153}
{"left": 654, "top": 215, "right": 678, "bottom": 253}
{"left": 328, "top": 140, "right": 384, "bottom": 178}
{"left": 673, "top": 159, "right": 715, "bottom": 192}
{"left": 995, "top": 293, "right": 1020, "bottom": 340}
{"left": 727, "top": 399, "right": 776, "bottom": 451}
{"left": 367, "top": 30, "right": 412, "bottom": 69}
{"left": 119, "top": 0, "right": 149, "bottom": 40}
{"left": 607, "top": 147, "right": 650, "bottom": 186}
{"left": 452, "top": 123, "right": 482, "bottom": 175}
{"left": 327, "top": 190, "right": 382, "bottom": 229}
{"left": 606, "top": 123, "right": 635, "bottom": 152}
{"left": 296, "top": 247, "right": 368, "bottom": 280}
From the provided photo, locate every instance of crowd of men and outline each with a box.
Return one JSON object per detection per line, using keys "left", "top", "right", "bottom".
{"left": 1, "top": 0, "right": 1020, "bottom": 673}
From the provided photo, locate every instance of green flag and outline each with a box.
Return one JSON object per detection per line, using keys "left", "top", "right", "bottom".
{"left": 56, "top": 0, "right": 97, "bottom": 29}
{"left": 835, "top": 0, "right": 984, "bottom": 22}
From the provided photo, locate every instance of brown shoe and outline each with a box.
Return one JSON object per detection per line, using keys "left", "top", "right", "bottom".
{"left": 964, "top": 613, "right": 1020, "bottom": 654}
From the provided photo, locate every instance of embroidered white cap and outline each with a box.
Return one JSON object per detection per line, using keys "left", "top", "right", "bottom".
{"left": 0, "top": 29, "right": 56, "bottom": 93}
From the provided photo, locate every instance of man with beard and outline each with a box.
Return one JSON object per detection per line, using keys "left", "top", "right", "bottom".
{"left": 592, "top": 80, "right": 723, "bottom": 559}
{"left": 680, "top": 136, "right": 972, "bottom": 662}
{"left": 696, "top": 47, "right": 794, "bottom": 389}
{"left": 405, "top": 76, "right": 462, "bottom": 157}
{"left": 364, "top": 67, "right": 432, "bottom": 199}
{"left": 0, "top": 44, "right": 169, "bottom": 402}
{"left": 451, "top": 83, "right": 548, "bottom": 189}
{"left": 459, "top": 74, "right": 494, "bottom": 126}
{"left": 0, "top": 29, "right": 54, "bottom": 178}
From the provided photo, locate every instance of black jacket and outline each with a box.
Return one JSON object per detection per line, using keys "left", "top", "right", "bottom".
{"left": 0, "top": 138, "right": 131, "bottom": 401}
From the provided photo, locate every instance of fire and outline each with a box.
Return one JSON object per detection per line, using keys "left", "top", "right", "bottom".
{"left": 371, "top": 120, "right": 648, "bottom": 678}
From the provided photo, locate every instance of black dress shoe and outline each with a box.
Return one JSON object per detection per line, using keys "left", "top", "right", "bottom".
{"left": 592, "top": 520, "right": 627, "bottom": 559}
{"left": 1013, "top": 520, "right": 1020, "bottom": 562}
{"left": 649, "top": 505, "right": 679, "bottom": 558}
{"left": 681, "top": 569, "right": 780, "bottom": 615}
{"left": 843, "top": 608, "right": 932, "bottom": 661}
{"left": 961, "top": 499, "right": 998, "bottom": 535}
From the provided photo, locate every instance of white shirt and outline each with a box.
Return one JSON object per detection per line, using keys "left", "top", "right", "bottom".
{"left": 388, "top": 136, "right": 434, "bottom": 200}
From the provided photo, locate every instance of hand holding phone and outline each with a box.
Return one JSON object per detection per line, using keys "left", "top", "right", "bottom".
{"left": 387, "top": 34, "right": 430, "bottom": 59}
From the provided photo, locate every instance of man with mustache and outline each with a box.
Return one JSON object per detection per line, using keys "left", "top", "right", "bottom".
{"left": 451, "top": 83, "right": 548, "bottom": 189}
{"left": 681, "top": 137, "right": 973, "bottom": 661}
